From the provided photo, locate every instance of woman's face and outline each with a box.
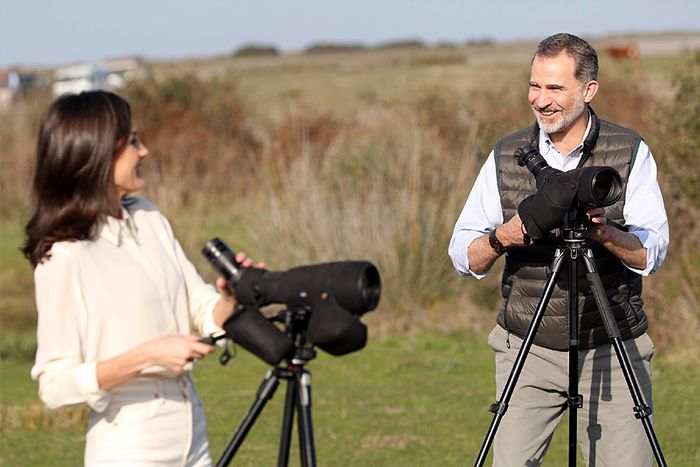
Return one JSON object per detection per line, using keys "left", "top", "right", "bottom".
{"left": 113, "top": 131, "right": 149, "bottom": 198}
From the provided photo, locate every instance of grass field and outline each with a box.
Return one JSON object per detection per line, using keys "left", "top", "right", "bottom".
{"left": 1, "top": 34, "right": 699, "bottom": 465}
{"left": 2, "top": 330, "right": 699, "bottom": 466}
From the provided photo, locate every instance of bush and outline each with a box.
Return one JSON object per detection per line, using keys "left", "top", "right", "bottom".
{"left": 2, "top": 47, "right": 699, "bottom": 353}
{"left": 303, "top": 43, "right": 367, "bottom": 54}
{"left": 374, "top": 39, "right": 427, "bottom": 50}
{"left": 648, "top": 52, "right": 700, "bottom": 352}
{"left": 120, "top": 75, "right": 261, "bottom": 210}
{"left": 232, "top": 44, "right": 280, "bottom": 58}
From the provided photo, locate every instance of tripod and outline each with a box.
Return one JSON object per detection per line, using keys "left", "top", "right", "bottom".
{"left": 474, "top": 226, "right": 667, "bottom": 467}
{"left": 215, "top": 308, "right": 319, "bottom": 467}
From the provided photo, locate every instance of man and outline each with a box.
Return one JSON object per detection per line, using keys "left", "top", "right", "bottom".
{"left": 448, "top": 33, "right": 668, "bottom": 466}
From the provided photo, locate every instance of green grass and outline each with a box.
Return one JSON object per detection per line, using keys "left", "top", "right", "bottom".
{"left": 2, "top": 331, "right": 698, "bottom": 466}
{"left": 0, "top": 217, "right": 36, "bottom": 335}
{"left": 2, "top": 37, "right": 699, "bottom": 466}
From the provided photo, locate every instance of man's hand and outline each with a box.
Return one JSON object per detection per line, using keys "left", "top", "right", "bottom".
{"left": 467, "top": 214, "right": 532, "bottom": 275}
{"left": 585, "top": 207, "right": 647, "bottom": 270}
{"left": 498, "top": 214, "right": 531, "bottom": 248}
{"left": 586, "top": 207, "right": 608, "bottom": 242}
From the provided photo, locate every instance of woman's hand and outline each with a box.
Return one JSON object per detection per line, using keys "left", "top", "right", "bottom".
{"left": 140, "top": 335, "right": 215, "bottom": 374}
{"left": 96, "top": 335, "right": 215, "bottom": 391}
{"left": 213, "top": 252, "right": 265, "bottom": 327}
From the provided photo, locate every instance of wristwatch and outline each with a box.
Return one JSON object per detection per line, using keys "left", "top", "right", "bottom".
{"left": 488, "top": 229, "right": 507, "bottom": 255}
{"left": 521, "top": 222, "right": 532, "bottom": 247}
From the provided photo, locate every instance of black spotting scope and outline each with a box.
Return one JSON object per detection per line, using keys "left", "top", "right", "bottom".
{"left": 201, "top": 238, "right": 381, "bottom": 363}
{"left": 515, "top": 146, "right": 624, "bottom": 239}
{"left": 202, "top": 238, "right": 380, "bottom": 314}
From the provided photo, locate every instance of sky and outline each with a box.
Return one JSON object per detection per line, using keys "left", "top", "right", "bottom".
{"left": 1, "top": 0, "right": 699, "bottom": 68}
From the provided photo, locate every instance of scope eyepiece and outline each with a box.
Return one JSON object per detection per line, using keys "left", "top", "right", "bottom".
{"left": 515, "top": 146, "right": 549, "bottom": 179}
{"left": 202, "top": 237, "right": 245, "bottom": 286}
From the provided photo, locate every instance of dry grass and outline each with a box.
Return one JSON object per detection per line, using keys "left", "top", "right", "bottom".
{"left": 0, "top": 403, "right": 87, "bottom": 432}
{"left": 1, "top": 45, "right": 698, "bottom": 356}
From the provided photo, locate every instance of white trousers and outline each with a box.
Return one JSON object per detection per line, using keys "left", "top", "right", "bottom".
{"left": 85, "top": 374, "right": 212, "bottom": 466}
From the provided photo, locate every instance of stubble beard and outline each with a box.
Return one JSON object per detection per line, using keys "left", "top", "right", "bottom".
{"left": 533, "top": 92, "right": 587, "bottom": 135}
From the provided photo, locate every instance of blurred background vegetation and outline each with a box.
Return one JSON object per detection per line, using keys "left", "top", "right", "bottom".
{"left": 1, "top": 37, "right": 699, "bottom": 464}
{"left": 2, "top": 38, "right": 698, "bottom": 351}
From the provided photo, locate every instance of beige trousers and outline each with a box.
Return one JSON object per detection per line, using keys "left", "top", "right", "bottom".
{"left": 488, "top": 325, "right": 655, "bottom": 467}
{"left": 85, "top": 374, "right": 212, "bottom": 466}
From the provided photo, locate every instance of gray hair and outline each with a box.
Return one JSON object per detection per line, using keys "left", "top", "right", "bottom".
{"left": 534, "top": 33, "right": 598, "bottom": 83}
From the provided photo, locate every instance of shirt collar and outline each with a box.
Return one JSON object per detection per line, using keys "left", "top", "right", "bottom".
{"left": 97, "top": 203, "right": 138, "bottom": 246}
{"left": 539, "top": 107, "right": 592, "bottom": 158}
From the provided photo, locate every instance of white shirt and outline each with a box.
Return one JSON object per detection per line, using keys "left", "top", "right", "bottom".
{"left": 448, "top": 121, "right": 670, "bottom": 279}
{"left": 31, "top": 198, "right": 222, "bottom": 413}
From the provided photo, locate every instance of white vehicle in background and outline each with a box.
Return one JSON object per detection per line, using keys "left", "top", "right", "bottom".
{"left": 51, "top": 62, "right": 112, "bottom": 97}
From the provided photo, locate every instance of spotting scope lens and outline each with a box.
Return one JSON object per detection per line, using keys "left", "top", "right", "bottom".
{"left": 360, "top": 264, "right": 381, "bottom": 312}
{"left": 589, "top": 168, "right": 624, "bottom": 207}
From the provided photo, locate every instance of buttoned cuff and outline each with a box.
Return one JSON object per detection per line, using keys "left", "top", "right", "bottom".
{"left": 75, "top": 361, "right": 111, "bottom": 413}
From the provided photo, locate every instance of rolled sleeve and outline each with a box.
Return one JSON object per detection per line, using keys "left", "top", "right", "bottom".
{"left": 628, "top": 227, "right": 667, "bottom": 276}
{"left": 33, "top": 360, "right": 110, "bottom": 412}
{"left": 448, "top": 151, "right": 503, "bottom": 279}
{"left": 74, "top": 362, "right": 111, "bottom": 412}
{"left": 191, "top": 282, "right": 223, "bottom": 336}
{"left": 32, "top": 247, "right": 113, "bottom": 411}
{"left": 622, "top": 142, "right": 669, "bottom": 276}
{"left": 448, "top": 230, "right": 489, "bottom": 279}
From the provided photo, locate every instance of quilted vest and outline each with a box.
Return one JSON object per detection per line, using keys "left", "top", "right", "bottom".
{"left": 494, "top": 112, "right": 648, "bottom": 350}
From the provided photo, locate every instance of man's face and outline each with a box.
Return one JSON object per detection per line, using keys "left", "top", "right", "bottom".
{"left": 528, "top": 52, "right": 590, "bottom": 135}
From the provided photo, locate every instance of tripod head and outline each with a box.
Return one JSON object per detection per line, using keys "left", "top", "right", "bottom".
{"left": 561, "top": 208, "right": 594, "bottom": 244}
{"left": 273, "top": 307, "right": 317, "bottom": 365}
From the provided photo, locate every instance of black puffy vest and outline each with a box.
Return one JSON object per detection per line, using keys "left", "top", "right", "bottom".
{"left": 494, "top": 116, "right": 648, "bottom": 350}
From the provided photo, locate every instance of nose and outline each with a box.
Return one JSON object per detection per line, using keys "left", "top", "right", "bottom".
{"left": 532, "top": 89, "right": 552, "bottom": 109}
{"left": 139, "top": 143, "right": 149, "bottom": 157}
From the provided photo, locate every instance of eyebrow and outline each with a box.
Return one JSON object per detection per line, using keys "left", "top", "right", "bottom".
{"left": 529, "top": 80, "right": 565, "bottom": 90}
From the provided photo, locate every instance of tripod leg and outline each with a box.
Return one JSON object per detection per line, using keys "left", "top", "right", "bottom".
{"left": 216, "top": 369, "right": 280, "bottom": 467}
{"left": 295, "top": 370, "right": 317, "bottom": 467}
{"left": 567, "top": 248, "right": 583, "bottom": 467}
{"left": 277, "top": 378, "right": 296, "bottom": 467}
{"left": 580, "top": 248, "right": 668, "bottom": 467}
{"left": 474, "top": 247, "right": 567, "bottom": 467}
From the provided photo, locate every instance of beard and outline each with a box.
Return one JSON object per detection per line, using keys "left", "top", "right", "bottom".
{"left": 532, "top": 92, "right": 587, "bottom": 135}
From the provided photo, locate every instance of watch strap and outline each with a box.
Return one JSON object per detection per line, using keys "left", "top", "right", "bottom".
{"left": 489, "top": 229, "right": 506, "bottom": 255}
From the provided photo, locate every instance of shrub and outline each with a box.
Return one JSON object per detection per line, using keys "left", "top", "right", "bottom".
{"left": 232, "top": 44, "right": 280, "bottom": 58}
{"left": 303, "top": 43, "right": 367, "bottom": 54}
{"left": 120, "top": 74, "right": 261, "bottom": 210}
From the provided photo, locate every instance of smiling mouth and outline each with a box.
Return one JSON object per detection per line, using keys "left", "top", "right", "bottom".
{"left": 537, "top": 108, "right": 559, "bottom": 117}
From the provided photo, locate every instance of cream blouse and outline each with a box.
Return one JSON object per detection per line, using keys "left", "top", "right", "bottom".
{"left": 31, "top": 197, "right": 221, "bottom": 413}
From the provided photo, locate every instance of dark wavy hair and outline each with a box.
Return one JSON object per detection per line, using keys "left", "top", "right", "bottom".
{"left": 23, "top": 91, "right": 133, "bottom": 266}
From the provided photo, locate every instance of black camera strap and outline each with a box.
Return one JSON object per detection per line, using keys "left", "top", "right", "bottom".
{"left": 577, "top": 106, "right": 600, "bottom": 168}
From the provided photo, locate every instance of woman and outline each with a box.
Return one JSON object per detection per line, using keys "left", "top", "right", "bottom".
{"left": 23, "top": 91, "right": 254, "bottom": 465}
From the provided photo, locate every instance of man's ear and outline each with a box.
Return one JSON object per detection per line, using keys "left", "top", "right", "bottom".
{"left": 583, "top": 80, "right": 599, "bottom": 103}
